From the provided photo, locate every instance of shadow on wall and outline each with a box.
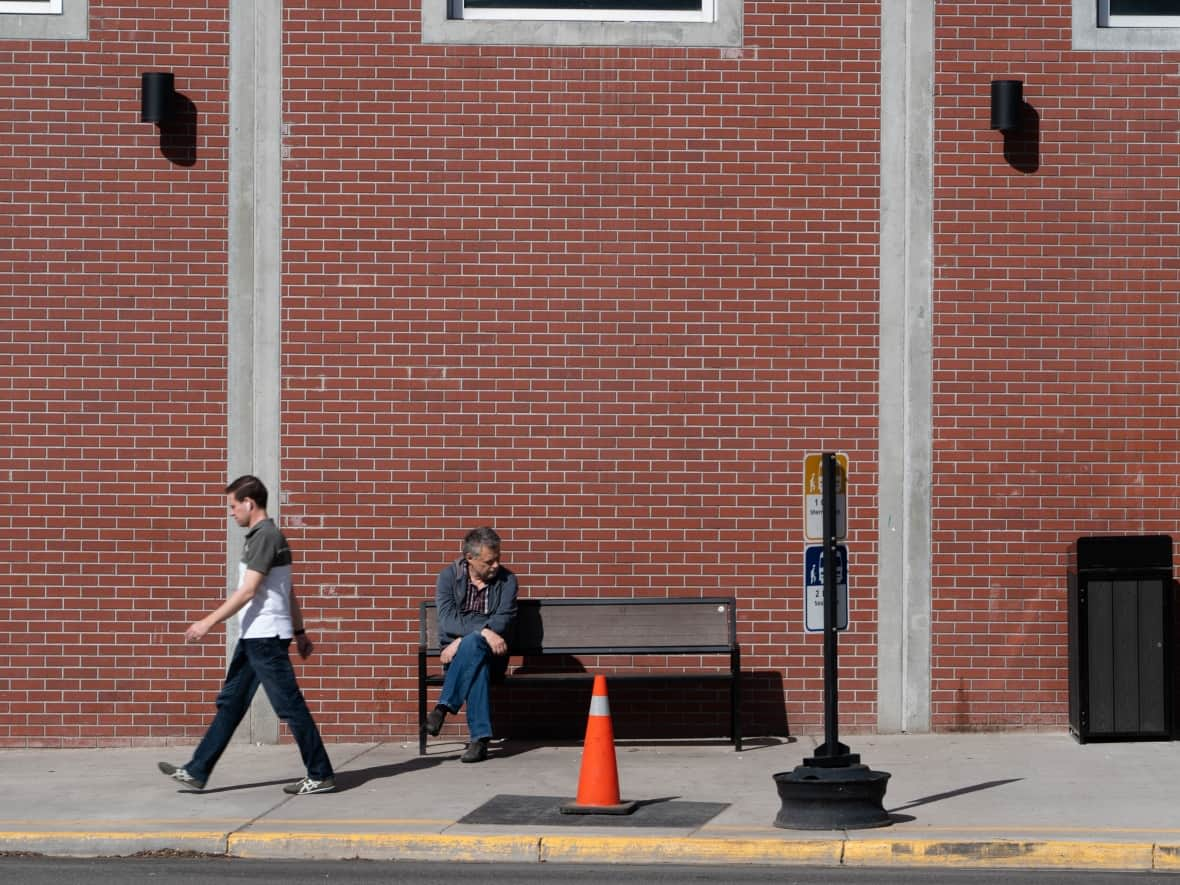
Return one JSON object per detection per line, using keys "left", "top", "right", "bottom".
{"left": 1002, "top": 101, "right": 1040, "bottom": 174}
{"left": 490, "top": 670, "right": 791, "bottom": 743}
{"left": 158, "top": 92, "right": 198, "bottom": 167}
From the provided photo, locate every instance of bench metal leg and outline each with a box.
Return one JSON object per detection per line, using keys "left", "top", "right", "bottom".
{"left": 731, "top": 649, "right": 742, "bottom": 751}
{"left": 417, "top": 650, "right": 427, "bottom": 755}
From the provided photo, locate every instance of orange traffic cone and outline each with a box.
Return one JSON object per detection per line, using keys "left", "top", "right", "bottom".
{"left": 560, "top": 674, "right": 638, "bottom": 815}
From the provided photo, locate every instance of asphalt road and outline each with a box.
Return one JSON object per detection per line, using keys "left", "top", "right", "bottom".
{"left": 4, "top": 858, "right": 1180, "bottom": 885}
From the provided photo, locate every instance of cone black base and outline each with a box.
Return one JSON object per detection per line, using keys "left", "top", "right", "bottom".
{"left": 560, "top": 799, "right": 639, "bottom": 815}
{"left": 772, "top": 763, "right": 892, "bottom": 830}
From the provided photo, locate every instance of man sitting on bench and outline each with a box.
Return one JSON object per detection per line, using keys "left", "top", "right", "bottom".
{"left": 421, "top": 526, "right": 518, "bottom": 763}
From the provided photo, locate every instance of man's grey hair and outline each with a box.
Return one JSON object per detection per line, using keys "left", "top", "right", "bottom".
{"left": 463, "top": 526, "right": 501, "bottom": 559}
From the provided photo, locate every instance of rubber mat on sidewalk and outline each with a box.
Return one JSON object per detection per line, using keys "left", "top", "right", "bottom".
{"left": 458, "top": 794, "right": 729, "bottom": 827}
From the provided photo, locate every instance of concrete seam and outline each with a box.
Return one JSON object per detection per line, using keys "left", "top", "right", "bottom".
{"left": 230, "top": 743, "right": 384, "bottom": 840}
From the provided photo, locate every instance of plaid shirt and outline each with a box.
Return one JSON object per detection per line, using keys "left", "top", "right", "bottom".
{"left": 462, "top": 577, "right": 488, "bottom": 616}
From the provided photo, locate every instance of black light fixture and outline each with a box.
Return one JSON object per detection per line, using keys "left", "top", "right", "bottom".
{"left": 990, "top": 79, "right": 1023, "bottom": 132}
{"left": 141, "top": 72, "right": 175, "bottom": 124}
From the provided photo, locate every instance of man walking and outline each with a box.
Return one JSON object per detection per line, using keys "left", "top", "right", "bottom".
{"left": 158, "top": 475, "right": 335, "bottom": 794}
{"left": 423, "top": 526, "right": 518, "bottom": 763}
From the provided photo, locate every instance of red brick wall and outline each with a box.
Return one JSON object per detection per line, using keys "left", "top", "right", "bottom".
{"left": 16, "top": 0, "right": 1173, "bottom": 747}
{"left": 280, "top": 0, "right": 882, "bottom": 742}
{"left": 933, "top": 4, "right": 1180, "bottom": 729}
{"left": 0, "top": 2, "right": 230, "bottom": 745}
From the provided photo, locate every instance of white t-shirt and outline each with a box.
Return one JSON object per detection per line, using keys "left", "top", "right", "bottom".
{"left": 236, "top": 518, "right": 295, "bottom": 640}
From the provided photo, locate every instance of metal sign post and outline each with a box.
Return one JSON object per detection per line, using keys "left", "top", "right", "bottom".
{"left": 772, "top": 451, "right": 891, "bottom": 830}
{"left": 815, "top": 451, "right": 852, "bottom": 763}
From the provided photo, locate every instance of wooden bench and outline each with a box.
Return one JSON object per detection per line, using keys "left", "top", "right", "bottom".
{"left": 417, "top": 596, "right": 741, "bottom": 754}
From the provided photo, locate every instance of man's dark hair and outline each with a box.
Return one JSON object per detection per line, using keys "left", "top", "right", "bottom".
{"left": 225, "top": 475, "right": 268, "bottom": 510}
{"left": 463, "top": 526, "right": 501, "bottom": 559}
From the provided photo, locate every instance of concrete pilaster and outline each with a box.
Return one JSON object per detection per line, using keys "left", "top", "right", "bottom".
{"left": 877, "top": 1, "right": 935, "bottom": 733}
{"left": 226, "top": 0, "right": 284, "bottom": 744}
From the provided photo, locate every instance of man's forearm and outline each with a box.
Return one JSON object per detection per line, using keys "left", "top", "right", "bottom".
{"left": 289, "top": 587, "right": 305, "bottom": 632}
{"left": 205, "top": 584, "right": 256, "bottom": 627}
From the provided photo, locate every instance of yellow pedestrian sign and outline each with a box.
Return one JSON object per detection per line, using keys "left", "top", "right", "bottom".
{"left": 804, "top": 452, "right": 847, "bottom": 541}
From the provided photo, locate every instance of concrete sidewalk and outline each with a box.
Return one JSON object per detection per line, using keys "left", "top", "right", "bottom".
{"left": 3, "top": 733, "right": 1180, "bottom": 871}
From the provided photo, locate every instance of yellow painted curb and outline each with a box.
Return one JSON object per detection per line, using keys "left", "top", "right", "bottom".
{"left": 539, "top": 835, "right": 845, "bottom": 866}
{"left": 845, "top": 839, "right": 1156, "bottom": 870}
{"left": 228, "top": 831, "right": 540, "bottom": 862}
{"left": 1154, "top": 844, "right": 1180, "bottom": 870}
{"left": 0, "top": 829, "right": 1171, "bottom": 871}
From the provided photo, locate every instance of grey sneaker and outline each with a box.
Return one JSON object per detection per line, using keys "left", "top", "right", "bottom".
{"left": 283, "top": 776, "right": 335, "bottom": 795}
{"left": 158, "top": 761, "right": 206, "bottom": 790}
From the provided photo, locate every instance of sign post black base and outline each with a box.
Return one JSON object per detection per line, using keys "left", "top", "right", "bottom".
{"left": 772, "top": 759, "right": 892, "bottom": 830}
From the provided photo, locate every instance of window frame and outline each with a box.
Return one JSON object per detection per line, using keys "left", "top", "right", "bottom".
{"left": 1099, "top": 0, "right": 1180, "bottom": 26}
{"left": 0, "top": 0, "right": 63, "bottom": 13}
{"left": 450, "top": 0, "right": 715, "bottom": 24}
{"left": 423, "top": 0, "right": 740, "bottom": 46}
{"left": 0, "top": 0, "right": 85, "bottom": 39}
{"left": 1075, "top": 0, "right": 1180, "bottom": 49}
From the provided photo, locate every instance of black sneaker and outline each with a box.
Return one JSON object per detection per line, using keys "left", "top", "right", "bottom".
{"left": 461, "top": 738, "right": 489, "bottom": 763}
{"left": 422, "top": 705, "right": 448, "bottom": 736}
{"left": 283, "top": 776, "right": 336, "bottom": 795}
{"left": 158, "top": 761, "right": 206, "bottom": 790}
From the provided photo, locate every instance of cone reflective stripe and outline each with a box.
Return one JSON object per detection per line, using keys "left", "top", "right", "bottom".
{"left": 560, "top": 674, "right": 638, "bottom": 815}
{"left": 588, "top": 692, "right": 610, "bottom": 718}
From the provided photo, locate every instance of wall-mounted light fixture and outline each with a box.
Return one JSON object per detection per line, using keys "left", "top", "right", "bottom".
{"left": 141, "top": 72, "right": 176, "bottom": 124}
{"left": 990, "top": 79, "right": 1023, "bottom": 132}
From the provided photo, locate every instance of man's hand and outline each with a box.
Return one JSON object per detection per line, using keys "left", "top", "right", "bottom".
{"left": 295, "top": 633, "right": 314, "bottom": 659}
{"left": 440, "top": 637, "right": 462, "bottom": 665}
{"left": 481, "top": 627, "right": 507, "bottom": 656}
{"left": 184, "top": 620, "right": 212, "bottom": 643}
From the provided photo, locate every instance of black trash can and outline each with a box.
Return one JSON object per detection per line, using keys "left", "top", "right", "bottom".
{"left": 1068, "top": 535, "right": 1173, "bottom": 743}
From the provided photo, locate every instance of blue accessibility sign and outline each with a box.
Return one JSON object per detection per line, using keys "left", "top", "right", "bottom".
{"left": 804, "top": 544, "right": 849, "bottom": 633}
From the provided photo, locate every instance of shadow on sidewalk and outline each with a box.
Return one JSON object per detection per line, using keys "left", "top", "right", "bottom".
{"left": 184, "top": 778, "right": 294, "bottom": 795}
{"left": 888, "top": 778, "right": 1024, "bottom": 815}
{"left": 186, "top": 755, "right": 452, "bottom": 795}
{"left": 331, "top": 755, "right": 448, "bottom": 792}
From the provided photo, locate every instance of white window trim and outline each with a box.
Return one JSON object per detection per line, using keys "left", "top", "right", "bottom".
{"left": 423, "top": 0, "right": 739, "bottom": 46}
{"left": 451, "top": 0, "right": 714, "bottom": 24}
{"left": 0, "top": 0, "right": 85, "bottom": 39}
{"left": 1104, "top": 16, "right": 1180, "bottom": 25}
{"left": 1074, "top": 0, "right": 1180, "bottom": 49}
{"left": 0, "top": 0, "right": 62, "bottom": 13}
{"left": 1098, "top": 0, "right": 1180, "bottom": 27}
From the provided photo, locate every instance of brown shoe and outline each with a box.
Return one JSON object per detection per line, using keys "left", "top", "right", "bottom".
{"left": 423, "top": 705, "right": 447, "bottom": 736}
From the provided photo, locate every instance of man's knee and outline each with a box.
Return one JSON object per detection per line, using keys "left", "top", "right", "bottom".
{"left": 214, "top": 678, "right": 254, "bottom": 712}
{"left": 264, "top": 685, "right": 311, "bottom": 723}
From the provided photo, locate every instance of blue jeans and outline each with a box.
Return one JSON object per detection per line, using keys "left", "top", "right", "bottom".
{"left": 185, "top": 637, "right": 334, "bottom": 783}
{"left": 438, "top": 632, "right": 508, "bottom": 741}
